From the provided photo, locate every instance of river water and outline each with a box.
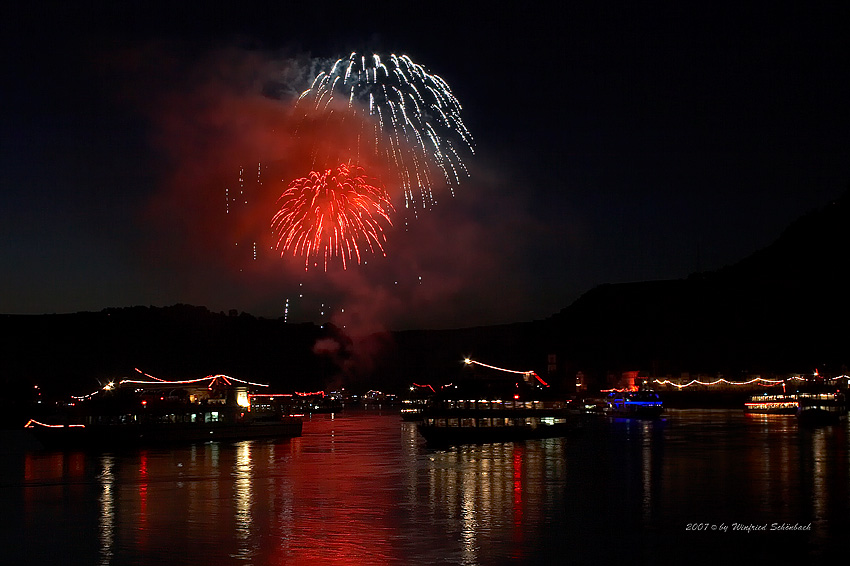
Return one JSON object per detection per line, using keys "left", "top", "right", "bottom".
{"left": 2, "top": 409, "right": 848, "bottom": 565}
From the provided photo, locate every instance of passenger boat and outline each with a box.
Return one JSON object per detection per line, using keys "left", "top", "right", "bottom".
{"left": 744, "top": 387, "right": 847, "bottom": 424}
{"left": 743, "top": 393, "right": 799, "bottom": 415}
{"left": 416, "top": 358, "right": 575, "bottom": 446}
{"left": 603, "top": 389, "right": 664, "bottom": 418}
{"left": 25, "top": 373, "right": 303, "bottom": 449}
{"left": 418, "top": 407, "right": 573, "bottom": 446}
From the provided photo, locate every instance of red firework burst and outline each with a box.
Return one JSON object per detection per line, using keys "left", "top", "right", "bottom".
{"left": 272, "top": 163, "right": 394, "bottom": 270}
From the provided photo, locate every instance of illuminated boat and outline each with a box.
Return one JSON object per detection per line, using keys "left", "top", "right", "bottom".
{"left": 743, "top": 389, "right": 847, "bottom": 423}
{"left": 796, "top": 391, "right": 846, "bottom": 425}
{"left": 25, "top": 373, "right": 303, "bottom": 449}
{"left": 603, "top": 389, "right": 664, "bottom": 418}
{"left": 416, "top": 358, "right": 576, "bottom": 446}
{"left": 743, "top": 393, "right": 799, "bottom": 415}
{"left": 417, "top": 406, "right": 574, "bottom": 446}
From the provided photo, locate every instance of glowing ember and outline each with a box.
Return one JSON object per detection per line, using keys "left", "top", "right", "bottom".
{"left": 271, "top": 163, "right": 394, "bottom": 271}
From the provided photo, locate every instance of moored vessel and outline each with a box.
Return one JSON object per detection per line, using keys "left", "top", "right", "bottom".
{"left": 741, "top": 374, "right": 848, "bottom": 424}
{"left": 603, "top": 388, "right": 664, "bottom": 419}
{"left": 796, "top": 391, "right": 846, "bottom": 425}
{"left": 743, "top": 393, "right": 799, "bottom": 415}
{"left": 416, "top": 358, "right": 575, "bottom": 446}
{"left": 25, "top": 372, "right": 303, "bottom": 449}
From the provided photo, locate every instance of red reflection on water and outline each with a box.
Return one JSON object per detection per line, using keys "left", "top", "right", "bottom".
{"left": 139, "top": 451, "right": 148, "bottom": 513}
{"left": 24, "top": 452, "right": 85, "bottom": 482}
{"left": 512, "top": 443, "right": 526, "bottom": 557}
{"left": 138, "top": 451, "right": 149, "bottom": 549}
{"left": 23, "top": 451, "right": 88, "bottom": 511}
{"left": 273, "top": 439, "right": 399, "bottom": 563}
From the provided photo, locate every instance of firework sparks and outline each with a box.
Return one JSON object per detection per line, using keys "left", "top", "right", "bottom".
{"left": 297, "top": 53, "right": 474, "bottom": 211}
{"left": 272, "top": 163, "right": 394, "bottom": 271}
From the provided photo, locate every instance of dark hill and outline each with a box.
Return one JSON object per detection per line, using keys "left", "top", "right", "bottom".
{"left": 2, "top": 191, "right": 849, "bottom": 422}
{"left": 368, "top": 190, "right": 850, "bottom": 389}
{"left": 545, "top": 189, "right": 850, "bottom": 380}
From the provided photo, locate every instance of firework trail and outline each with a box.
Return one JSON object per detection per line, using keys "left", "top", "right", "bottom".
{"left": 296, "top": 52, "right": 474, "bottom": 211}
{"left": 272, "top": 163, "right": 394, "bottom": 271}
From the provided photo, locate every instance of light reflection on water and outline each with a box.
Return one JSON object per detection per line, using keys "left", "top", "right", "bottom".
{"left": 98, "top": 454, "right": 115, "bottom": 566}
{"left": 2, "top": 409, "right": 849, "bottom": 565}
{"left": 233, "top": 441, "right": 253, "bottom": 560}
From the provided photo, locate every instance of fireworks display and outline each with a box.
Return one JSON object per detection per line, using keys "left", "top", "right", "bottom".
{"left": 265, "top": 52, "right": 472, "bottom": 273}
{"left": 296, "top": 52, "right": 474, "bottom": 211}
{"left": 271, "top": 163, "right": 394, "bottom": 271}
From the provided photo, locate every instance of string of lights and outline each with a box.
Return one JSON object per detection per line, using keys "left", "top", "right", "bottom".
{"left": 652, "top": 376, "right": 807, "bottom": 389}
{"left": 25, "top": 419, "right": 85, "bottom": 429}
{"left": 463, "top": 358, "right": 549, "bottom": 387}
{"left": 72, "top": 372, "right": 272, "bottom": 400}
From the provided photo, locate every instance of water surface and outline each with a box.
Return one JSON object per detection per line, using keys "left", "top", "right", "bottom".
{"left": 2, "top": 409, "right": 848, "bottom": 565}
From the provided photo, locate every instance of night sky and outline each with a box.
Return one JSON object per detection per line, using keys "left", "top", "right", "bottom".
{"left": 2, "top": 1, "right": 849, "bottom": 331}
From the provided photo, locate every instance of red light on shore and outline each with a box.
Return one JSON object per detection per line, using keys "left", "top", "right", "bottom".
{"left": 514, "top": 394, "right": 520, "bottom": 400}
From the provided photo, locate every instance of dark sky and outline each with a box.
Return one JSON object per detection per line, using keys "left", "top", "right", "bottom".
{"left": 2, "top": 1, "right": 849, "bottom": 331}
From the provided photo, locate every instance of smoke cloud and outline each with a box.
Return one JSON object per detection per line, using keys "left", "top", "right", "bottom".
{"left": 114, "top": 41, "right": 536, "bottom": 347}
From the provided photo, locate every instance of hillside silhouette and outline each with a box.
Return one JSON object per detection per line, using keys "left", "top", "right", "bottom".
{"left": 2, "top": 190, "right": 848, "bottom": 422}
{"left": 379, "top": 190, "right": 850, "bottom": 390}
